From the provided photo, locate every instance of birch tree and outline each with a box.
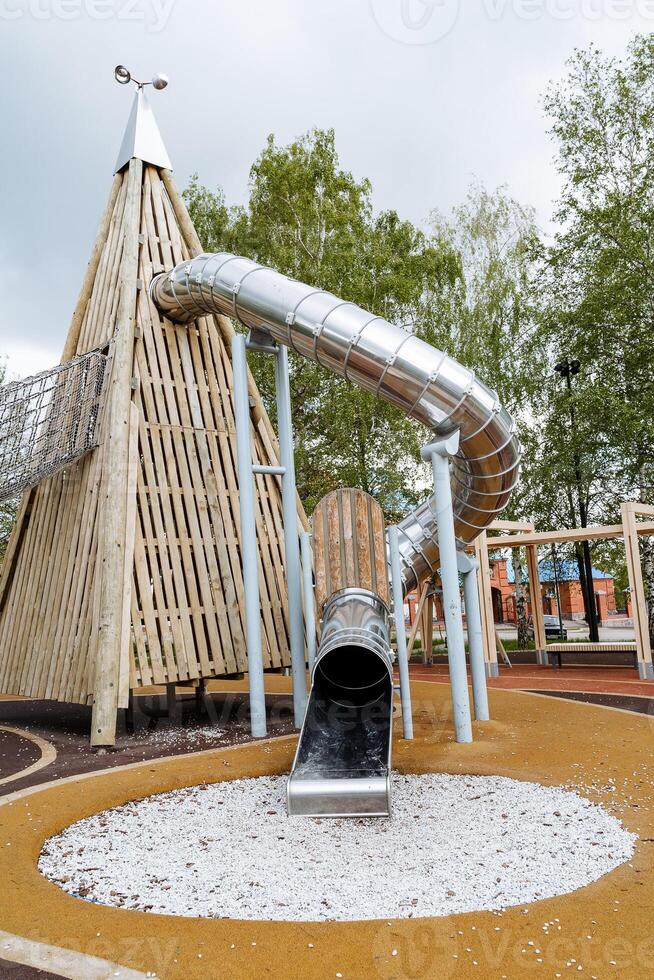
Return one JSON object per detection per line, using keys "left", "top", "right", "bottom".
{"left": 540, "top": 35, "right": 654, "bottom": 641}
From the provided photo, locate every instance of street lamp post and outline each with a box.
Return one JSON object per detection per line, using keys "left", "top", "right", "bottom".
{"left": 554, "top": 357, "right": 600, "bottom": 644}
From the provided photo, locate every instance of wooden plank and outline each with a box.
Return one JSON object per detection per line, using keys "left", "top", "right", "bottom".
{"left": 622, "top": 502, "right": 653, "bottom": 670}
{"left": 486, "top": 522, "right": 654, "bottom": 549}
{"left": 421, "top": 593, "right": 434, "bottom": 665}
{"left": 370, "top": 497, "right": 390, "bottom": 608}
{"left": 407, "top": 582, "right": 429, "bottom": 656}
{"left": 354, "top": 491, "right": 373, "bottom": 592}
{"left": 473, "top": 531, "right": 499, "bottom": 670}
{"left": 118, "top": 402, "right": 140, "bottom": 708}
{"left": 489, "top": 519, "right": 534, "bottom": 531}
{"left": 313, "top": 496, "right": 328, "bottom": 610}
{"left": 547, "top": 643, "right": 637, "bottom": 652}
{"left": 526, "top": 544, "right": 546, "bottom": 651}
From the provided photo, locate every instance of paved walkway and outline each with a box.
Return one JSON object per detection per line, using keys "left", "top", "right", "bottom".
{"left": 407, "top": 662, "right": 654, "bottom": 697}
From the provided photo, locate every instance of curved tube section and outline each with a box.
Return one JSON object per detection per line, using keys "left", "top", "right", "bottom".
{"left": 150, "top": 253, "right": 521, "bottom": 594}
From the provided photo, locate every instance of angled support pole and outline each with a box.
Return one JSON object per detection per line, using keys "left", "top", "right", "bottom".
{"left": 457, "top": 551, "right": 490, "bottom": 721}
{"left": 274, "top": 345, "right": 308, "bottom": 726}
{"left": 233, "top": 333, "right": 308, "bottom": 735}
{"left": 389, "top": 525, "right": 414, "bottom": 739}
{"left": 232, "top": 333, "right": 267, "bottom": 737}
{"left": 421, "top": 431, "right": 473, "bottom": 743}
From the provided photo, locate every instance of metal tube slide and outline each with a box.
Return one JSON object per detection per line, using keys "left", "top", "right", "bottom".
{"left": 287, "top": 588, "right": 394, "bottom": 816}
{"left": 150, "top": 253, "right": 521, "bottom": 597}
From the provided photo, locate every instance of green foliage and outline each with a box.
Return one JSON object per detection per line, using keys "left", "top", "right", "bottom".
{"left": 537, "top": 36, "right": 654, "bottom": 510}
{"left": 511, "top": 35, "right": 654, "bottom": 617}
{"left": 432, "top": 183, "right": 541, "bottom": 413}
{"left": 185, "top": 128, "right": 462, "bottom": 519}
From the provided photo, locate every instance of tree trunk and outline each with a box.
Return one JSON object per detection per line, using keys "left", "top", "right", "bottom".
{"left": 514, "top": 549, "right": 530, "bottom": 649}
{"left": 640, "top": 536, "right": 654, "bottom": 649}
{"left": 573, "top": 542, "right": 592, "bottom": 631}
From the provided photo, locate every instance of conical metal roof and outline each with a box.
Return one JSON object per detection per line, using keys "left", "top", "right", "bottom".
{"left": 114, "top": 86, "right": 172, "bottom": 173}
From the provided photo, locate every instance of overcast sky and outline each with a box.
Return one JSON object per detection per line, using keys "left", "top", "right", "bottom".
{"left": 0, "top": 0, "right": 651, "bottom": 379}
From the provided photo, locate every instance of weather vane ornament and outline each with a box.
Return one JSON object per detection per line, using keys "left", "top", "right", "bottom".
{"left": 113, "top": 65, "right": 171, "bottom": 173}
{"left": 114, "top": 65, "right": 169, "bottom": 91}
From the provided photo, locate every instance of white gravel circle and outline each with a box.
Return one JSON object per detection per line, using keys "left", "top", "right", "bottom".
{"left": 39, "top": 774, "right": 635, "bottom": 921}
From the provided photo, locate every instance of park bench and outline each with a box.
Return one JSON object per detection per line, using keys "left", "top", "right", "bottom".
{"left": 546, "top": 642, "right": 638, "bottom": 669}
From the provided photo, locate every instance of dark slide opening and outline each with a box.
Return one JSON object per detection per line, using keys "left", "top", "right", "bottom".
{"left": 293, "top": 645, "right": 392, "bottom": 779}
{"left": 315, "top": 645, "right": 390, "bottom": 708}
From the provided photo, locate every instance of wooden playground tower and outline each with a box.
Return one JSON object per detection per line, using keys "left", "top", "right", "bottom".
{"left": 0, "top": 78, "right": 304, "bottom": 746}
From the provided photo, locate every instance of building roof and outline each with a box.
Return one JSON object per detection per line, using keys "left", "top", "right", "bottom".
{"left": 503, "top": 557, "right": 612, "bottom": 584}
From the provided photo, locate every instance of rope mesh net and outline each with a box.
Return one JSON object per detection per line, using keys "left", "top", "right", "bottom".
{"left": 0, "top": 348, "right": 109, "bottom": 503}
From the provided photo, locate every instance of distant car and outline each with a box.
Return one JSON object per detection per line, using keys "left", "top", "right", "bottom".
{"left": 528, "top": 614, "right": 567, "bottom": 641}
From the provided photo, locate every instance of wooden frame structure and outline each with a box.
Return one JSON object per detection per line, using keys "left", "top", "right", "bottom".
{"left": 474, "top": 510, "right": 654, "bottom": 679}
{"left": 0, "top": 140, "right": 307, "bottom": 745}
{"left": 405, "top": 580, "right": 438, "bottom": 665}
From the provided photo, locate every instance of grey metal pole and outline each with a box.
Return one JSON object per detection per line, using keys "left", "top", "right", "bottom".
{"left": 458, "top": 551, "right": 490, "bottom": 722}
{"left": 232, "top": 334, "right": 267, "bottom": 738}
{"left": 275, "top": 345, "right": 308, "bottom": 727}
{"left": 389, "top": 525, "right": 414, "bottom": 739}
{"left": 422, "top": 432, "right": 473, "bottom": 743}
{"left": 300, "top": 530, "right": 317, "bottom": 678}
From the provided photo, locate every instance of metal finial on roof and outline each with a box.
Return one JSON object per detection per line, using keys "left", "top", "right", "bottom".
{"left": 113, "top": 65, "right": 172, "bottom": 174}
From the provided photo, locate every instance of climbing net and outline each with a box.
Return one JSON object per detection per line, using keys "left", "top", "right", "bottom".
{"left": 0, "top": 348, "right": 109, "bottom": 503}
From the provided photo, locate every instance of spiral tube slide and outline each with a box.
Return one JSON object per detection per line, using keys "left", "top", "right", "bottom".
{"left": 150, "top": 253, "right": 521, "bottom": 595}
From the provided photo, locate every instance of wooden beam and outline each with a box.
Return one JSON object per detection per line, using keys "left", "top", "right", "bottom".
{"left": 91, "top": 158, "right": 143, "bottom": 747}
{"left": 117, "top": 401, "right": 139, "bottom": 709}
{"left": 490, "top": 519, "right": 534, "bottom": 531}
{"left": 486, "top": 523, "right": 654, "bottom": 548}
{"left": 407, "top": 582, "right": 429, "bottom": 658}
{"left": 622, "top": 502, "right": 653, "bottom": 674}
{"left": 526, "top": 544, "right": 546, "bottom": 651}
{"left": 473, "top": 531, "right": 498, "bottom": 671}
{"left": 421, "top": 592, "right": 434, "bottom": 665}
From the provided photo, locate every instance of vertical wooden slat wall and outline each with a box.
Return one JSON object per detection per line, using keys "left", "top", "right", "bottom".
{"left": 0, "top": 162, "right": 302, "bottom": 717}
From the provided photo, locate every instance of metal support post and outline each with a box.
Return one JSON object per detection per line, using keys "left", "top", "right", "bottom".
{"left": 421, "top": 431, "right": 473, "bottom": 743}
{"left": 275, "top": 345, "right": 308, "bottom": 727}
{"left": 389, "top": 525, "right": 414, "bottom": 739}
{"left": 301, "top": 530, "right": 318, "bottom": 678}
{"left": 457, "top": 551, "right": 490, "bottom": 722}
{"left": 232, "top": 334, "right": 267, "bottom": 737}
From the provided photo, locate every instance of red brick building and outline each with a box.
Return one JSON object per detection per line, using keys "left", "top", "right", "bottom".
{"left": 405, "top": 557, "right": 622, "bottom": 627}
{"left": 489, "top": 557, "right": 619, "bottom": 625}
